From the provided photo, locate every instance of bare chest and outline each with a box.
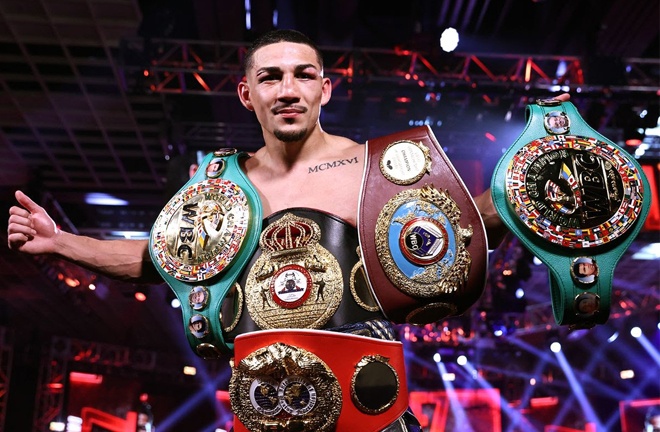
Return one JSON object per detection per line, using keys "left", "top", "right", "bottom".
{"left": 253, "top": 159, "right": 363, "bottom": 226}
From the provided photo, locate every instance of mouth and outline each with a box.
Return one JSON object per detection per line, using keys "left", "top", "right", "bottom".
{"left": 273, "top": 105, "right": 307, "bottom": 116}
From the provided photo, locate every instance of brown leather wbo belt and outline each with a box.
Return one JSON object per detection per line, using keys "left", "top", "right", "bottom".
{"left": 229, "top": 329, "right": 409, "bottom": 432}
{"left": 358, "top": 125, "right": 488, "bottom": 324}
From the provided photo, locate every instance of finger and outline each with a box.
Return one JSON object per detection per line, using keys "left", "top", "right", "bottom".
{"left": 553, "top": 93, "right": 570, "bottom": 102}
{"left": 9, "top": 205, "right": 31, "bottom": 219}
{"left": 7, "top": 232, "right": 29, "bottom": 249}
{"left": 15, "top": 190, "right": 42, "bottom": 213}
{"left": 8, "top": 217, "right": 36, "bottom": 236}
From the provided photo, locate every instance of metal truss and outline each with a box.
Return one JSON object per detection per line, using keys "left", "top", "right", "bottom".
{"left": 32, "top": 337, "right": 156, "bottom": 431}
{"left": 118, "top": 37, "right": 659, "bottom": 97}
{"left": 0, "top": 328, "right": 12, "bottom": 432}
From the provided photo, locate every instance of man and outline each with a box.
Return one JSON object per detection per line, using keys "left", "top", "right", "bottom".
{"left": 8, "top": 29, "right": 569, "bottom": 431}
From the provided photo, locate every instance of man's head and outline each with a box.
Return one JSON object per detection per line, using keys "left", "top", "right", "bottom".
{"left": 243, "top": 29, "right": 324, "bottom": 75}
{"left": 237, "top": 29, "right": 331, "bottom": 144}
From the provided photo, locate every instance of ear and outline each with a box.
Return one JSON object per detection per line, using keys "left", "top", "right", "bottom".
{"left": 237, "top": 81, "right": 254, "bottom": 111}
{"left": 320, "top": 77, "right": 332, "bottom": 107}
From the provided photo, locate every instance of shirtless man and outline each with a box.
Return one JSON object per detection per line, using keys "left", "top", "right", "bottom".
{"left": 8, "top": 29, "right": 569, "bottom": 431}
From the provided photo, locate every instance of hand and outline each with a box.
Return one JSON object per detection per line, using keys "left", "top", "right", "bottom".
{"left": 7, "top": 190, "right": 60, "bottom": 255}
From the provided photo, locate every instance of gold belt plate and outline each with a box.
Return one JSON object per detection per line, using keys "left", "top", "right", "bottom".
{"left": 151, "top": 178, "right": 250, "bottom": 282}
{"left": 245, "top": 213, "right": 343, "bottom": 329}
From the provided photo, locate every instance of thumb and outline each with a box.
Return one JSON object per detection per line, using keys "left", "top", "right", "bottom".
{"left": 15, "top": 190, "right": 43, "bottom": 214}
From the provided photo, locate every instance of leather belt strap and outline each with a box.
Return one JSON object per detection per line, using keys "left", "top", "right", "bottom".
{"left": 491, "top": 100, "right": 651, "bottom": 328}
{"left": 149, "top": 150, "right": 262, "bottom": 357}
{"left": 230, "top": 329, "right": 409, "bottom": 432}
{"left": 358, "top": 125, "right": 488, "bottom": 324}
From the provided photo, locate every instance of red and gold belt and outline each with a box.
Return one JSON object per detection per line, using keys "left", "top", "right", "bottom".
{"left": 229, "top": 329, "right": 409, "bottom": 432}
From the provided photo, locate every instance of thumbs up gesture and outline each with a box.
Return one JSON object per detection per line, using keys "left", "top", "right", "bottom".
{"left": 7, "top": 191, "right": 60, "bottom": 255}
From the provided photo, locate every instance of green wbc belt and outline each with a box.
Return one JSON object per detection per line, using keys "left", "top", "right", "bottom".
{"left": 149, "top": 149, "right": 262, "bottom": 357}
{"left": 491, "top": 99, "right": 650, "bottom": 329}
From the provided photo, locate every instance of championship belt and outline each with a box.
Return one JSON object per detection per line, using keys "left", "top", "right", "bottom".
{"left": 491, "top": 100, "right": 651, "bottom": 329}
{"left": 229, "top": 329, "right": 409, "bottom": 432}
{"left": 149, "top": 149, "right": 262, "bottom": 357}
{"left": 358, "top": 126, "right": 489, "bottom": 324}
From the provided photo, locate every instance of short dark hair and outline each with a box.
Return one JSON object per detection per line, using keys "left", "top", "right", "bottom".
{"left": 243, "top": 29, "right": 324, "bottom": 74}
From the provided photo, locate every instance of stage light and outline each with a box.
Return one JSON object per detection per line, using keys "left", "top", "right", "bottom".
{"left": 171, "top": 298, "right": 181, "bottom": 308}
{"left": 433, "top": 353, "right": 442, "bottom": 363}
{"left": 440, "top": 27, "right": 459, "bottom": 52}
{"left": 631, "top": 327, "right": 643, "bottom": 338}
{"left": 550, "top": 341, "right": 562, "bottom": 353}
{"left": 515, "top": 288, "right": 525, "bottom": 299}
{"left": 64, "top": 277, "right": 80, "bottom": 288}
{"left": 49, "top": 422, "right": 65, "bottom": 431}
{"left": 67, "top": 416, "right": 82, "bottom": 432}
{"left": 135, "top": 290, "right": 147, "bottom": 302}
{"left": 69, "top": 372, "right": 103, "bottom": 384}
{"left": 88, "top": 283, "right": 96, "bottom": 291}
{"left": 529, "top": 378, "right": 536, "bottom": 386}
{"left": 457, "top": 355, "right": 467, "bottom": 366}
{"left": 84, "top": 192, "right": 128, "bottom": 206}
{"left": 620, "top": 369, "right": 635, "bottom": 379}
{"left": 442, "top": 372, "right": 456, "bottom": 381}
{"left": 183, "top": 366, "right": 197, "bottom": 376}
{"left": 533, "top": 256, "right": 543, "bottom": 265}
{"left": 607, "top": 331, "right": 619, "bottom": 343}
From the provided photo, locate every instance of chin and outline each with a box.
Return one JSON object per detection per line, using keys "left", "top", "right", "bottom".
{"left": 274, "top": 127, "right": 308, "bottom": 143}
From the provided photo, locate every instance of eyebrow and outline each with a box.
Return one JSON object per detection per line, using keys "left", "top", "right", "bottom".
{"left": 255, "top": 64, "right": 320, "bottom": 75}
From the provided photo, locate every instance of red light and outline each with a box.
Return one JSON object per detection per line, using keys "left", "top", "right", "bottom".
{"left": 143, "top": 69, "right": 149, "bottom": 77}
{"left": 47, "top": 382, "right": 64, "bottom": 390}
{"left": 485, "top": 132, "right": 496, "bottom": 142}
{"left": 530, "top": 396, "right": 559, "bottom": 407}
{"left": 216, "top": 390, "right": 230, "bottom": 402}
{"left": 625, "top": 138, "right": 642, "bottom": 146}
{"left": 135, "top": 291, "right": 147, "bottom": 302}
{"left": 64, "top": 277, "right": 80, "bottom": 287}
{"left": 70, "top": 372, "right": 103, "bottom": 384}
{"left": 395, "top": 97, "right": 411, "bottom": 103}
{"left": 139, "top": 393, "right": 149, "bottom": 403}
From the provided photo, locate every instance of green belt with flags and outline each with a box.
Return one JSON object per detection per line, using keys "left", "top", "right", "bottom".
{"left": 491, "top": 99, "right": 650, "bottom": 329}
{"left": 149, "top": 149, "right": 262, "bottom": 357}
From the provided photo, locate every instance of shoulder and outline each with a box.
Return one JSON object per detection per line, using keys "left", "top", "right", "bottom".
{"left": 325, "top": 134, "right": 364, "bottom": 158}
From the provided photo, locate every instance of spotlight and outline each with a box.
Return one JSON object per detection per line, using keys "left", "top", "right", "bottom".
{"left": 171, "top": 298, "right": 181, "bottom": 308}
{"left": 135, "top": 290, "right": 147, "bottom": 302}
{"left": 607, "top": 331, "right": 619, "bottom": 343}
{"left": 630, "top": 327, "right": 642, "bottom": 338}
{"left": 550, "top": 341, "right": 562, "bottom": 353}
{"left": 620, "top": 369, "right": 635, "bottom": 379}
{"left": 457, "top": 355, "right": 468, "bottom": 366}
{"left": 439, "top": 27, "right": 459, "bottom": 52}
{"left": 49, "top": 422, "right": 65, "bottom": 431}
{"left": 433, "top": 353, "right": 441, "bottom": 363}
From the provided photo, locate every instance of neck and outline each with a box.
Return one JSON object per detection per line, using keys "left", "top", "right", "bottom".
{"left": 258, "top": 125, "right": 328, "bottom": 171}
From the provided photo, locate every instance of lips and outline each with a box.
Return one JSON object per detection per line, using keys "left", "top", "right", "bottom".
{"left": 273, "top": 105, "right": 307, "bottom": 115}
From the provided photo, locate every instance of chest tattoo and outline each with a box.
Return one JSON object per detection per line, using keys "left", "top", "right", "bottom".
{"left": 308, "top": 156, "right": 359, "bottom": 174}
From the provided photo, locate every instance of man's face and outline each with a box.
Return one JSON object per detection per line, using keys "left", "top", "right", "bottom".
{"left": 578, "top": 262, "right": 596, "bottom": 276}
{"left": 549, "top": 115, "right": 567, "bottom": 129}
{"left": 238, "top": 42, "right": 331, "bottom": 143}
{"left": 190, "top": 291, "right": 204, "bottom": 304}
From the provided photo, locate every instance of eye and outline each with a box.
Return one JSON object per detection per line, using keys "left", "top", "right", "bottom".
{"left": 259, "top": 74, "right": 278, "bottom": 83}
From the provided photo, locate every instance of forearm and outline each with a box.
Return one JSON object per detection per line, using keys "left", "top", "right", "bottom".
{"left": 53, "top": 232, "right": 162, "bottom": 283}
{"left": 474, "top": 188, "right": 509, "bottom": 249}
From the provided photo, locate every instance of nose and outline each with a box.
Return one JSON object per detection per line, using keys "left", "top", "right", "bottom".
{"left": 277, "top": 73, "right": 299, "bottom": 100}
